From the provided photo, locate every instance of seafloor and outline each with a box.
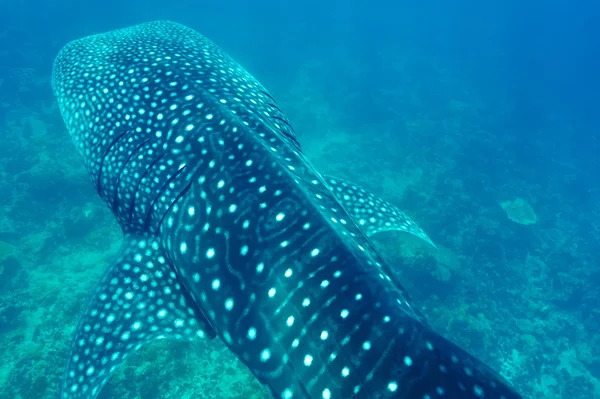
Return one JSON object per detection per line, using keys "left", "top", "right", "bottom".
{"left": 0, "top": 47, "right": 599, "bottom": 399}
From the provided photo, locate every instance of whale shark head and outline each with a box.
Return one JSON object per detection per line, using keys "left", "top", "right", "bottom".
{"left": 52, "top": 21, "right": 522, "bottom": 399}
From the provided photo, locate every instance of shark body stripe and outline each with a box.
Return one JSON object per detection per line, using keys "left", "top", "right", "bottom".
{"left": 52, "top": 20, "right": 522, "bottom": 399}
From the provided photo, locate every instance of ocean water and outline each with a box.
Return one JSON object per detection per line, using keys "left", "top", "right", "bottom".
{"left": 0, "top": 1, "right": 598, "bottom": 398}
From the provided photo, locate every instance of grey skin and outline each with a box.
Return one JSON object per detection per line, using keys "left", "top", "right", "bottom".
{"left": 52, "top": 20, "right": 521, "bottom": 399}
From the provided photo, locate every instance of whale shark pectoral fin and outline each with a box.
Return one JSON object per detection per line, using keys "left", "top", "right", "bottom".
{"left": 323, "top": 175, "right": 437, "bottom": 249}
{"left": 62, "top": 234, "right": 215, "bottom": 399}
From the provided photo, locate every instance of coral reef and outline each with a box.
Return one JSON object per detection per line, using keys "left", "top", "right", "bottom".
{"left": 0, "top": 240, "right": 15, "bottom": 260}
{"left": 500, "top": 198, "right": 538, "bottom": 225}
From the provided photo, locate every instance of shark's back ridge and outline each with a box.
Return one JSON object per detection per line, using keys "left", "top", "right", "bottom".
{"left": 52, "top": 20, "right": 522, "bottom": 399}
{"left": 52, "top": 20, "right": 298, "bottom": 153}
{"left": 53, "top": 20, "right": 299, "bottom": 230}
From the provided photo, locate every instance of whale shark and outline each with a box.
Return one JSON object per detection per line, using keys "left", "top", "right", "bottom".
{"left": 52, "top": 21, "right": 521, "bottom": 399}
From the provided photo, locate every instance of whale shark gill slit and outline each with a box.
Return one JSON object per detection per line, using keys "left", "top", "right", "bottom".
{"left": 266, "top": 102, "right": 283, "bottom": 112}
{"left": 157, "top": 181, "right": 192, "bottom": 232}
{"left": 143, "top": 163, "right": 188, "bottom": 229}
{"left": 96, "top": 127, "right": 133, "bottom": 194}
{"left": 271, "top": 114, "right": 295, "bottom": 131}
{"left": 113, "top": 136, "right": 153, "bottom": 209}
{"left": 128, "top": 148, "right": 172, "bottom": 225}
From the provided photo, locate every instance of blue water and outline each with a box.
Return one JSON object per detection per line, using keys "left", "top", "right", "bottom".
{"left": 0, "top": 1, "right": 598, "bottom": 398}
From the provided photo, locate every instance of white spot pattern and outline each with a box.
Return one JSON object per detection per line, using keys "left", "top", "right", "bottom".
{"left": 53, "top": 20, "right": 521, "bottom": 399}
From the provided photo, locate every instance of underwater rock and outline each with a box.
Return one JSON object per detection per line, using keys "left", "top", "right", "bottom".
{"left": 63, "top": 203, "right": 106, "bottom": 241}
{"left": 0, "top": 302, "right": 25, "bottom": 334}
{"left": 0, "top": 240, "right": 15, "bottom": 260}
{"left": 23, "top": 115, "right": 48, "bottom": 139}
{"left": 500, "top": 198, "right": 537, "bottom": 225}
{"left": 0, "top": 254, "right": 26, "bottom": 294}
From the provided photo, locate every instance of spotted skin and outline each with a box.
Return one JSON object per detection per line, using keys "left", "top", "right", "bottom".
{"left": 53, "top": 21, "right": 522, "bottom": 399}
{"left": 63, "top": 235, "right": 215, "bottom": 398}
{"left": 324, "top": 176, "right": 436, "bottom": 248}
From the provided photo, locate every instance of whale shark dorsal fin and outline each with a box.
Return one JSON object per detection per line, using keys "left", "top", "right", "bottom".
{"left": 324, "top": 175, "right": 437, "bottom": 248}
{"left": 62, "top": 234, "right": 215, "bottom": 398}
